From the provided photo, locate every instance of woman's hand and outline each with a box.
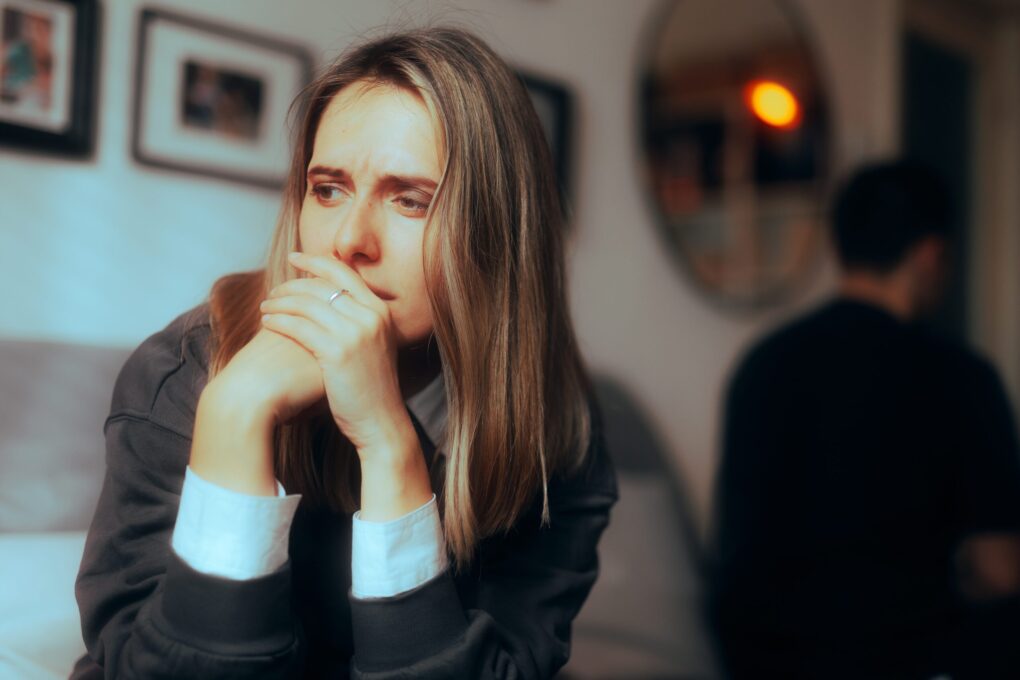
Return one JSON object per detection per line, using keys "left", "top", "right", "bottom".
{"left": 259, "top": 252, "right": 416, "bottom": 461}
{"left": 260, "top": 252, "right": 432, "bottom": 520}
{"left": 209, "top": 325, "right": 326, "bottom": 427}
{"left": 190, "top": 322, "right": 327, "bottom": 496}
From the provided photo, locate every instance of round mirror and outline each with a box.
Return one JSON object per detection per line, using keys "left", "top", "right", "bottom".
{"left": 640, "top": 0, "right": 831, "bottom": 310}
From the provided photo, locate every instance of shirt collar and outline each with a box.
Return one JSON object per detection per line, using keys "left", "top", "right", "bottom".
{"left": 404, "top": 369, "right": 447, "bottom": 453}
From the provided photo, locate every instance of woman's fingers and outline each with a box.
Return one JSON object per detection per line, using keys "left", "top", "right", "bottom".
{"left": 287, "top": 252, "right": 387, "bottom": 313}
{"left": 268, "top": 277, "right": 341, "bottom": 306}
{"left": 261, "top": 294, "right": 350, "bottom": 337}
{"left": 261, "top": 291, "right": 383, "bottom": 342}
{"left": 261, "top": 310, "right": 344, "bottom": 363}
{"left": 265, "top": 254, "right": 396, "bottom": 360}
{"left": 264, "top": 282, "right": 381, "bottom": 331}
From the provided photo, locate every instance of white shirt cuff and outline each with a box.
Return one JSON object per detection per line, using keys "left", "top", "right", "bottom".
{"left": 351, "top": 494, "right": 448, "bottom": 599}
{"left": 171, "top": 465, "right": 301, "bottom": 580}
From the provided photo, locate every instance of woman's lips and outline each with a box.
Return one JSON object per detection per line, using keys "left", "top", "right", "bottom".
{"left": 366, "top": 285, "right": 395, "bottom": 301}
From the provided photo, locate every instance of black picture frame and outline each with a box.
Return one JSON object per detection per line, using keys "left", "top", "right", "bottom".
{"left": 0, "top": 0, "right": 99, "bottom": 157}
{"left": 519, "top": 70, "right": 574, "bottom": 208}
{"left": 132, "top": 7, "right": 313, "bottom": 189}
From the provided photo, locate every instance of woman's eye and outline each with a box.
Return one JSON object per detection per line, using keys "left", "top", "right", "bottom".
{"left": 395, "top": 195, "right": 430, "bottom": 214}
{"left": 311, "top": 185, "right": 343, "bottom": 202}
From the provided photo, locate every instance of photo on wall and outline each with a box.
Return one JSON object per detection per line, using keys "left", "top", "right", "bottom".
{"left": 519, "top": 70, "right": 573, "bottom": 209}
{"left": 0, "top": 0, "right": 97, "bottom": 156}
{"left": 180, "top": 60, "right": 266, "bottom": 142}
{"left": 132, "top": 8, "right": 313, "bottom": 189}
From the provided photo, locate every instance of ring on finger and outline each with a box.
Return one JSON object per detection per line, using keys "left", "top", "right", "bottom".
{"left": 327, "top": 289, "right": 351, "bottom": 307}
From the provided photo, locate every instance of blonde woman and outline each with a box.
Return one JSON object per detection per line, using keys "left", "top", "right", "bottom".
{"left": 72, "top": 26, "right": 617, "bottom": 680}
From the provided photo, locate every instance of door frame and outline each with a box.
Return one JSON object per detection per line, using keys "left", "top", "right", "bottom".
{"left": 903, "top": 0, "right": 1020, "bottom": 413}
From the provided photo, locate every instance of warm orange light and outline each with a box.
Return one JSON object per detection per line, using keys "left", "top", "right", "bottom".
{"left": 747, "top": 81, "right": 801, "bottom": 129}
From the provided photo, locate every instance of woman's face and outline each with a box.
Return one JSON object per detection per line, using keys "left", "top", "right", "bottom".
{"left": 298, "top": 80, "right": 442, "bottom": 347}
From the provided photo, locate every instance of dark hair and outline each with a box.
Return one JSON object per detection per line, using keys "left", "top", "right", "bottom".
{"left": 831, "top": 159, "right": 952, "bottom": 273}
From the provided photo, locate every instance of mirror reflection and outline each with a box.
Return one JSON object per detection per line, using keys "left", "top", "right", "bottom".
{"left": 641, "top": 0, "right": 830, "bottom": 309}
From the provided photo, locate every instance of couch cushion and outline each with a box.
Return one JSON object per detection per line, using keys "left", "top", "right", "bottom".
{"left": 0, "top": 531, "right": 88, "bottom": 679}
{"left": 0, "top": 340, "right": 130, "bottom": 532}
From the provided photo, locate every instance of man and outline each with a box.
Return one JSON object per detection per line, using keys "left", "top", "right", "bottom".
{"left": 710, "top": 160, "right": 1020, "bottom": 679}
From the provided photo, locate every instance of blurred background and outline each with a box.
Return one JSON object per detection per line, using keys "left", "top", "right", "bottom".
{"left": 1, "top": 0, "right": 1018, "bottom": 678}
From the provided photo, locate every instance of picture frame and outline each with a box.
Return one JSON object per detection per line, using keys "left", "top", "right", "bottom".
{"left": 0, "top": 0, "right": 98, "bottom": 156}
{"left": 519, "top": 70, "right": 573, "bottom": 205}
{"left": 132, "top": 8, "right": 313, "bottom": 190}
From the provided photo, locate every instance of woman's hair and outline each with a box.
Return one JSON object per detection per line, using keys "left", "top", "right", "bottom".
{"left": 206, "top": 26, "right": 592, "bottom": 567}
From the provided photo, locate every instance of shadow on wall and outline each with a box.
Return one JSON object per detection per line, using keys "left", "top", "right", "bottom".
{"left": 559, "top": 375, "right": 722, "bottom": 679}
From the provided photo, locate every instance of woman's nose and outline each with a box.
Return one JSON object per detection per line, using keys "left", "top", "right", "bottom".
{"left": 332, "top": 196, "right": 380, "bottom": 263}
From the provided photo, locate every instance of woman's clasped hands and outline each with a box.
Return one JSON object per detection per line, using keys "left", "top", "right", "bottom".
{"left": 196, "top": 250, "right": 431, "bottom": 516}
{"left": 258, "top": 251, "right": 416, "bottom": 460}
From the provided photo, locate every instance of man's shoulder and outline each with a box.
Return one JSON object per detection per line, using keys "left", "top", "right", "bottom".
{"left": 922, "top": 331, "right": 1005, "bottom": 396}
{"left": 107, "top": 302, "right": 213, "bottom": 439}
{"left": 733, "top": 303, "right": 832, "bottom": 376}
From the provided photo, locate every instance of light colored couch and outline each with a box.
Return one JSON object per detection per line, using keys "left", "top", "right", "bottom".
{"left": 0, "top": 531, "right": 88, "bottom": 679}
{"left": 0, "top": 339, "right": 129, "bottom": 679}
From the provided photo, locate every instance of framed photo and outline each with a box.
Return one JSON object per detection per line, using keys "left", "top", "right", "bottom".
{"left": 0, "top": 0, "right": 98, "bottom": 156}
{"left": 519, "top": 71, "right": 573, "bottom": 203}
{"left": 132, "top": 8, "right": 313, "bottom": 189}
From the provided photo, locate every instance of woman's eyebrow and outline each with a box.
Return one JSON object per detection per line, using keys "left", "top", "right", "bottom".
{"left": 306, "top": 165, "right": 436, "bottom": 191}
{"left": 306, "top": 164, "right": 349, "bottom": 181}
{"left": 379, "top": 174, "right": 437, "bottom": 192}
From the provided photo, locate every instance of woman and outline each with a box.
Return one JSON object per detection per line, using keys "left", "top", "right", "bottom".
{"left": 72, "top": 26, "right": 617, "bottom": 680}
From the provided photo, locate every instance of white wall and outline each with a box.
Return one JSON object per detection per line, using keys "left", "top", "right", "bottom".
{"left": 0, "top": 0, "right": 904, "bottom": 533}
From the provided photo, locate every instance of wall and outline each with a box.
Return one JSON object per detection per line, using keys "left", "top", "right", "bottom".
{"left": 0, "top": 0, "right": 906, "bottom": 533}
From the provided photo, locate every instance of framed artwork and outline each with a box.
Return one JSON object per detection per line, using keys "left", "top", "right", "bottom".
{"left": 519, "top": 70, "right": 573, "bottom": 204}
{"left": 0, "top": 0, "right": 98, "bottom": 156}
{"left": 132, "top": 8, "right": 313, "bottom": 189}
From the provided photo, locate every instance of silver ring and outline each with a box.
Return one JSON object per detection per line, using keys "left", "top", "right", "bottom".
{"left": 327, "top": 289, "right": 350, "bottom": 307}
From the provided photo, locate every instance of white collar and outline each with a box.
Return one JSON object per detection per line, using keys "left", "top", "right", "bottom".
{"left": 404, "top": 369, "right": 447, "bottom": 453}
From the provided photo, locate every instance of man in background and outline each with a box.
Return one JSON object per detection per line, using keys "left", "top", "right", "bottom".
{"left": 710, "top": 160, "right": 1020, "bottom": 679}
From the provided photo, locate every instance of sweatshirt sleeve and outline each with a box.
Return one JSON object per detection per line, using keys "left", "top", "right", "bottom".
{"left": 347, "top": 404, "right": 619, "bottom": 680}
{"left": 73, "top": 310, "right": 305, "bottom": 679}
{"left": 74, "top": 414, "right": 304, "bottom": 679}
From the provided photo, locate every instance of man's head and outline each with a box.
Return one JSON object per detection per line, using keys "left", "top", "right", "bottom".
{"left": 831, "top": 160, "right": 953, "bottom": 318}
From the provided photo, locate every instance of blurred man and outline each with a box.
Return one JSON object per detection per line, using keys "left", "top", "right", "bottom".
{"left": 710, "top": 160, "right": 1020, "bottom": 679}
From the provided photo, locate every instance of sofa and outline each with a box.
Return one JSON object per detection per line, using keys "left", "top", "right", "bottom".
{"left": 0, "top": 339, "right": 128, "bottom": 679}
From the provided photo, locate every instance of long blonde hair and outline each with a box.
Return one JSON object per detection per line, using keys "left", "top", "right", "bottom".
{"left": 207, "top": 26, "right": 591, "bottom": 567}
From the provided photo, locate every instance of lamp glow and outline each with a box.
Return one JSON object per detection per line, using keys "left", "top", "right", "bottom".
{"left": 747, "top": 81, "right": 800, "bottom": 129}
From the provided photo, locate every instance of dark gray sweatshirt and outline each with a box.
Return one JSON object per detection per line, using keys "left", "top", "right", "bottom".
{"left": 71, "top": 304, "right": 618, "bottom": 679}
